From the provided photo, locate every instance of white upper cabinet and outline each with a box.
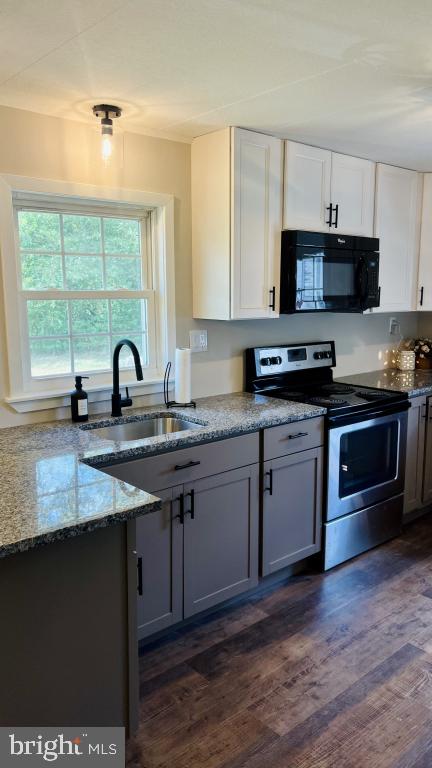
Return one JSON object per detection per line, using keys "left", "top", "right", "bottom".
{"left": 373, "top": 163, "right": 422, "bottom": 314}
{"left": 417, "top": 174, "right": 432, "bottom": 311}
{"left": 283, "top": 142, "right": 331, "bottom": 233}
{"left": 283, "top": 141, "right": 375, "bottom": 237}
{"left": 192, "top": 127, "right": 283, "bottom": 320}
{"left": 330, "top": 153, "right": 375, "bottom": 236}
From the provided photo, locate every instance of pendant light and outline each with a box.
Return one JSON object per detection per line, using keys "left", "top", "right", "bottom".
{"left": 92, "top": 104, "right": 122, "bottom": 162}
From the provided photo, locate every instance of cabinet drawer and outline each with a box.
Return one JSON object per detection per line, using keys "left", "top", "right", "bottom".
{"left": 263, "top": 417, "right": 324, "bottom": 460}
{"left": 103, "top": 432, "right": 259, "bottom": 493}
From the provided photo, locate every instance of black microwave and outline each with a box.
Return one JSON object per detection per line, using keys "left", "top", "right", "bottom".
{"left": 279, "top": 230, "right": 380, "bottom": 314}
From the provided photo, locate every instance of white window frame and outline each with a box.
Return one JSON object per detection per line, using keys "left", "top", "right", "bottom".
{"left": 0, "top": 175, "right": 176, "bottom": 412}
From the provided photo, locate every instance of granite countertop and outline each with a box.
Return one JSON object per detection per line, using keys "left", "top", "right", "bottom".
{"left": 338, "top": 368, "right": 432, "bottom": 398}
{"left": 0, "top": 392, "right": 324, "bottom": 559}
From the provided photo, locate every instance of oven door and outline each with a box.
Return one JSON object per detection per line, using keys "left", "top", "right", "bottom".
{"left": 294, "top": 247, "right": 362, "bottom": 312}
{"left": 326, "top": 406, "right": 408, "bottom": 521}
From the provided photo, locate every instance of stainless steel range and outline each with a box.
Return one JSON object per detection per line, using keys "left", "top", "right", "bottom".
{"left": 245, "top": 341, "right": 410, "bottom": 570}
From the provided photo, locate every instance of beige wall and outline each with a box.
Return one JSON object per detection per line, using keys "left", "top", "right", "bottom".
{"left": 0, "top": 105, "right": 191, "bottom": 427}
{"left": 0, "top": 104, "right": 420, "bottom": 427}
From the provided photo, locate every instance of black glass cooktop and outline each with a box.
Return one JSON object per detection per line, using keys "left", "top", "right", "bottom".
{"left": 270, "top": 382, "right": 406, "bottom": 415}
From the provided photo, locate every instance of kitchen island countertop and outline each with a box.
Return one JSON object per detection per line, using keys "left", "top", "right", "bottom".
{"left": 0, "top": 392, "right": 324, "bottom": 559}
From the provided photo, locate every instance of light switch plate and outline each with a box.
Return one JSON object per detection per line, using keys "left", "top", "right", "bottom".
{"left": 189, "top": 329, "right": 208, "bottom": 352}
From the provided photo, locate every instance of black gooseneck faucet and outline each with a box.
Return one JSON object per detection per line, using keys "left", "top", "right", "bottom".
{"left": 111, "top": 339, "right": 143, "bottom": 417}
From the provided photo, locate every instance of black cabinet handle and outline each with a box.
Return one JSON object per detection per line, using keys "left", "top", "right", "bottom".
{"left": 288, "top": 432, "right": 308, "bottom": 440}
{"left": 420, "top": 286, "right": 424, "bottom": 306}
{"left": 333, "top": 203, "right": 339, "bottom": 229}
{"left": 325, "top": 203, "right": 333, "bottom": 227}
{"left": 174, "top": 459, "right": 201, "bottom": 471}
{"left": 264, "top": 468, "right": 273, "bottom": 495}
{"left": 137, "top": 556, "right": 143, "bottom": 596}
{"left": 186, "top": 488, "right": 195, "bottom": 519}
{"left": 175, "top": 493, "right": 185, "bottom": 524}
{"left": 269, "top": 286, "right": 276, "bottom": 311}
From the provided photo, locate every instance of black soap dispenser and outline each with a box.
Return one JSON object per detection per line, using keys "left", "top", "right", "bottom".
{"left": 71, "top": 376, "right": 89, "bottom": 422}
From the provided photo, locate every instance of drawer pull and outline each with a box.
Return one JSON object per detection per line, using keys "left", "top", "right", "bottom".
{"left": 137, "top": 556, "right": 143, "bottom": 596}
{"left": 174, "top": 459, "right": 201, "bottom": 471}
{"left": 287, "top": 432, "right": 308, "bottom": 440}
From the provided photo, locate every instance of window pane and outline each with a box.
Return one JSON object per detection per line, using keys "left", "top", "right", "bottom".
{"left": 106, "top": 257, "right": 142, "bottom": 290}
{"left": 111, "top": 299, "right": 144, "bottom": 333}
{"left": 18, "top": 211, "right": 61, "bottom": 251}
{"left": 70, "top": 300, "right": 108, "bottom": 334}
{"left": 27, "top": 300, "right": 69, "bottom": 337}
{"left": 112, "top": 334, "right": 145, "bottom": 369}
{"left": 21, "top": 253, "right": 63, "bottom": 289}
{"left": 65, "top": 255, "right": 103, "bottom": 290}
{"left": 73, "top": 335, "right": 110, "bottom": 372}
{"left": 30, "top": 338, "right": 71, "bottom": 376}
{"left": 63, "top": 214, "right": 101, "bottom": 253}
{"left": 103, "top": 218, "right": 140, "bottom": 254}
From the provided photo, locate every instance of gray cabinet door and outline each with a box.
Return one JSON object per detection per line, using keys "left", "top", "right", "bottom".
{"left": 135, "top": 486, "right": 183, "bottom": 639}
{"left": 423, "top": 397, "right": 432, "bottom": 505}
{"left": 183, "top": 465, "right": 259, "bottom": 618}
{"left": 262, "top": 447, "right": 323, "bottom": 576}
{"left": 404, "top": 395, "right": 426, "bottom": 515}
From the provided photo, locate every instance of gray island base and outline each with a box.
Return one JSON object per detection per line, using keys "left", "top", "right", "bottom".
{"left": 0, "top": 521, "right": 139, "bottom": 732}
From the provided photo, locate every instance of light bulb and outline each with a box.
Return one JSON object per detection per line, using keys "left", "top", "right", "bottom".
{"left": 101, "top": 133, "right": 113, "bottom": 163}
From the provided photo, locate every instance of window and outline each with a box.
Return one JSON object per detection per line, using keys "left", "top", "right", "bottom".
{"left": 0, "top": 176, "right": 175, "bottom": 411}
{"left": 16, "top": 208, "right": 153, "bottom": 378}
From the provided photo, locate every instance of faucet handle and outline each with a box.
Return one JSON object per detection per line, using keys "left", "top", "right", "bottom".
{"left": 125, "top": 386, "right": 129, "bottom": 399}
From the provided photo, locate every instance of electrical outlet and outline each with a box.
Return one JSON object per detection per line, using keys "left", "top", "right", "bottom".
{"left": 189, "top": 329, "right": 208, "bottom": 352}
{"left": 389, "top": 317, "right": 401, "bottom": 336}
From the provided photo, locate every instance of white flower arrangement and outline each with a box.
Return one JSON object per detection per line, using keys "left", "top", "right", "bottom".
{"left": 413, "top": 338, "right": 432, "bottom": 358}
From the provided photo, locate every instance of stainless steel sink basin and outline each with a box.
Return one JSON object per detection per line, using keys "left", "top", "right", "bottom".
{"left": 90, "top": 415, "right": 203, "bottom": 442}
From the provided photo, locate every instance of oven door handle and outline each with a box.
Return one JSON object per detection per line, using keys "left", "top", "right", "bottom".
{"left": 327, "top": 400, "right": 410, "bottom": 429}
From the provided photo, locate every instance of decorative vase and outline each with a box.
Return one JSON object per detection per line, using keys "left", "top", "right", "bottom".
{"left": 397, "top": 351, "right": 415, "bottom": 371}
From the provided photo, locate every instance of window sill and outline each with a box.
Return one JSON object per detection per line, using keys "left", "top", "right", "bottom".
{"left": 5, "top": 378, "right": 170, "bottom": 414}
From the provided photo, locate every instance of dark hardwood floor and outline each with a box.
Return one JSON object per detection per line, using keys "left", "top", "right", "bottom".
{"left": 127, "top": 514, "right": 432, "bottom": 767}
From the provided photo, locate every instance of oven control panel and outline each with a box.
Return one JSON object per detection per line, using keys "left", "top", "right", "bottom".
{"left": 251, "top": 341, "right": 335, "bottom": 377}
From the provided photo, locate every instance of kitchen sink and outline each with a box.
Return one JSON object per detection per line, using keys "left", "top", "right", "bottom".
{"left": 88, "top": 415, "right": 203, "bottom": 442}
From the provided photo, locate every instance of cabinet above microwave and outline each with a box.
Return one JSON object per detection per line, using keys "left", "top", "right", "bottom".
{"left": 283, "top": 141, "right": 375, "bottom": 238}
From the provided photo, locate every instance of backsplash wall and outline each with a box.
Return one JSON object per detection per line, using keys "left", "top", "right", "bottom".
{"left": 186, "top": 312, "right": 419, "bottom": 396}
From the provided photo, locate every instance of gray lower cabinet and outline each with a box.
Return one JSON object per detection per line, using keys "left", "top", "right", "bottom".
{"left": 104, "top": 435, "right": 261, "bottom": 639}
{"left": 404, "top": 395, "right": 427, "bottom": 516}
{"left": 423, "top": 396, "right": 432, "bottom": 505}
{"left": 135, "top": 487, "right": 183, "bottom": 638}
{"left": 183, "top": 465, "right": 259, "bottom": 618}
{"left": 262, "top": 447, "right": 323, "bottom": 576}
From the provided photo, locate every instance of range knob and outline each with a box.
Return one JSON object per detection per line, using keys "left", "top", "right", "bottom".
{"left": 313, "top": 351, "right": 324, "bottom": 360}
{"left": 270, "top": 356, "right": 282, "bottom": 365}
{"left": 324, "top": 350, "right": 332, "bottom": 359}
{"left": 260, "top": 357, "right": 272, "bottom": 366}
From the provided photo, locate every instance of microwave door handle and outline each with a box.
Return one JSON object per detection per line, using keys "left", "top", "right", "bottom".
{"left": 357, "top": 256, "right": 368, "bottom": 309}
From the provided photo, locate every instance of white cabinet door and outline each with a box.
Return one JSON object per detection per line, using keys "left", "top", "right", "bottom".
{"left": 330, "top": 153, "right": 375, "bottom": 236}
{"left": 373, "top": 164, "right": 422, "bottom": 313}
{"left": 283, "top": 141, "right": 331, "bottom": 233}
{"left": 231, "top": 128, "right": 282, "bottom": 319}
{"left": 417, "top": 173, "right": 432, "bottom": 310}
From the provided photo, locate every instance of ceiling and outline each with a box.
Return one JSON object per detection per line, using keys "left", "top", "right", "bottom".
{"left": 2, "top": 0, "right": 432, "bottom": 169}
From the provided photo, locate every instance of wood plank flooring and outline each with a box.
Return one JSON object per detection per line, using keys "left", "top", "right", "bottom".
{"left": 127, "top": 514, "right": 432, "bottom": 768}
